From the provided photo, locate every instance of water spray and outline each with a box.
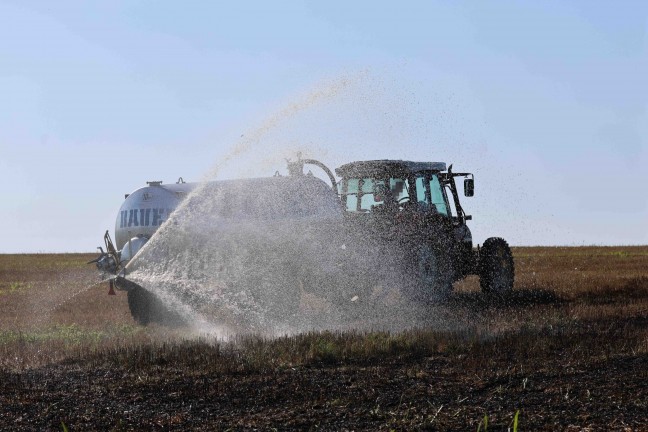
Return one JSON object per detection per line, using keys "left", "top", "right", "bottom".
{"left": 92, "top": 150, "right": 511, "bottom": 337}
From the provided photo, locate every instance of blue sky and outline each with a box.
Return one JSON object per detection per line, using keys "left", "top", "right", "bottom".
{"left": 0, "top": 1, "right": 646, "bottom": 252}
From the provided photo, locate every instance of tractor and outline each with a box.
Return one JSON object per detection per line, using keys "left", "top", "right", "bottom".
{"left": 93, "top": 156, "right": 514, "bottom": 325}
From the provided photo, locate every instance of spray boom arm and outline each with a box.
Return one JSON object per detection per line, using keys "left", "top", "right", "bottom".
{"left": 89, "top": 230, "right": 121, "bottom": 275}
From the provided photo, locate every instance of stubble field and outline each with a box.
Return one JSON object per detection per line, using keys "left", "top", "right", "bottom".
{"left": 1, "top": 247, "right": 647, "bottom": 431}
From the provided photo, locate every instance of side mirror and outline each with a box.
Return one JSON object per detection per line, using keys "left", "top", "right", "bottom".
{"left": 464, "top": 178, "right": 474, "bottom": 197}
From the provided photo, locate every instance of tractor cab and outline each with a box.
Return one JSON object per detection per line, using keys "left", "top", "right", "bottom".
{"left": 334, "top": 160, "right": 472, "bottom": 222}
{"left": 334, "top": 160, "right": 475, "bottom": 263}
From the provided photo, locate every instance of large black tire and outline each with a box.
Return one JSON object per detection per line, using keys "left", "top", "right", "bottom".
{"left": 127, "top": 285, "right": 186, "bottom": 326}
{"left": 479, "top": 237, "right": 514, "bottom": 295}
{"left": 406, "top": 243, "right": 454, "bottom": 303}
{"left": 127, "top": 286, "right": 152, "bottom": 325}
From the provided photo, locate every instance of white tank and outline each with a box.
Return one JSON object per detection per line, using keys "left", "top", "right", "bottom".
{"left": 114, "top": 176, "right": 343, "bottom": 252}
{"left": 115, "top": 181, "right": 194, "bottom": 251}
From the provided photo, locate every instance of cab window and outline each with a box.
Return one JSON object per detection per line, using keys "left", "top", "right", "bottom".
{"left": 414, "top": 174, "right": 449, "bottom": 216}
{"left": 359, "top": 178, "right": 378, "bottom": 211}
{"left": 341, "top": 177, "right": 409, "bottom": 212}
{"left": 389, "top": 178, "right": 409, "bottom": 203}
{"left": 342, "top": 179, "right": 360, "bottom": 211}
{"left": 444, "top": 184, "right": 457, "bottom": 217}
{"left": 430, "top": 175, "right": 449, "bottom": 216}
{"left": 415, "top": 177, "right": 429, "bottom": 211}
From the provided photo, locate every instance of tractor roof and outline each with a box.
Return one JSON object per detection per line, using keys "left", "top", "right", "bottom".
{"left": 335, "top": 160, "right": 447, "bottom": 178}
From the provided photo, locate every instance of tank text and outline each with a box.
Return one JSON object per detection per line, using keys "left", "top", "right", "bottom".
{"left": 120, "top": 208, "right": 173, "bottom": 228}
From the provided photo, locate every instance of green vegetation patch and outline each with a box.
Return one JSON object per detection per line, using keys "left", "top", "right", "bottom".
{"left": 0, "top": 281, "right": 33, "bottom": 296}
{"left": 0, "top": 323, "right": 141, "bottom": 346}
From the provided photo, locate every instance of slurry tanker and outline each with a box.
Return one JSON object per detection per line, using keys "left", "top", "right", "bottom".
{"left": 92, "top": 156, "right": 514, "bottom": 325}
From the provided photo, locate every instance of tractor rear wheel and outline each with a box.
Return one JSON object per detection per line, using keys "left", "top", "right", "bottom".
{"left": 479, "top": 237, "right": 514, "bottom": 295}
{"left": 407, "top": 243, "right": 454, "bottom": 303}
